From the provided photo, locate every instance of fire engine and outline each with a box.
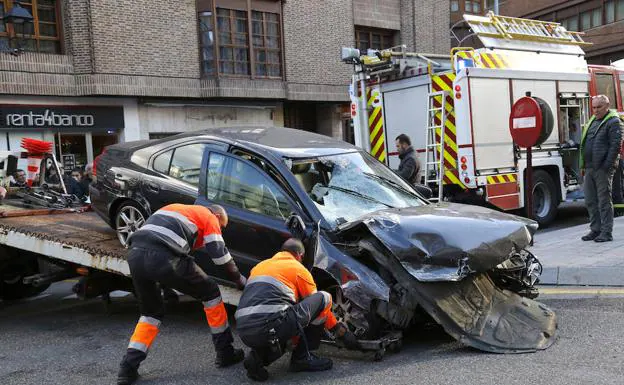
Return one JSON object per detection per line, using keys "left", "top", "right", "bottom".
{"left": 343, "top": 12, "right": 624, "bottom": 226}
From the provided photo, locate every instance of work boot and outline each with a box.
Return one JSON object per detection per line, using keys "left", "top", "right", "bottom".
{"left": 244, "top": 350, "right": 269, "bottom": 382}
{"left": 116, "top": 363, "right": 139, "bottom": 385}
{"left": 594, "top": 232, "right": 613, "bottom": 242}
{"left": 215, "top": 347, "right": 245, "bottom": 368}
{"left": 289, "top": 352, "right": 333, "bottom": 372}
{"left": 581, "top": 231, "right": 600, "bottom": 241}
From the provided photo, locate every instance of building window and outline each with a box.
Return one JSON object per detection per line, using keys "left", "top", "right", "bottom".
{"left": 197, "top": 1, "right": 283, "bottom": 79}
{"left": 595, "top": 73, "right": 617, "bottom": 108}
{"left": 252, "top": 11, "right": 281, "bottom": 78}
{"left": 451, "top": 0, "right": 459, "bottom": 12}
{"left": 355, "top": 27, "right": 395, "bottom": 52}
{"left": 464, "top": 0, "right": 482, "bottom": 14}
{"left": 0, "top": 0, "right": 62, "bottom": 54}
{"left": 606, "top": 1, "right": 615, "bottom": 23}
{"left": 199, "top": 11, "right": 216, "bottom": 76}
{"left": 217, "top": 8, "right": 250, "bottom": 75}
{"left": 618, "top": 0, "right": 624, "bottom": 20}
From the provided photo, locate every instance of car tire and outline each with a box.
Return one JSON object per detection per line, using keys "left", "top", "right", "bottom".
{"left": 114, "top": 200, "right": 147, "bottom": 248}
{"left": 526, "top": 170, "right": 558, "bottom": 227}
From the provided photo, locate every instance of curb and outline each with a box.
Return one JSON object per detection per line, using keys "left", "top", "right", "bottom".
{"left": 540, "top": 266, "right": 624, "bottom": 286}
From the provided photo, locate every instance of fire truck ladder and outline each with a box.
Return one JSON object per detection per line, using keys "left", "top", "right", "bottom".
{"left": 469, "top": 11, "right": 590, "bottom": 46}
{"left": 424, "top": 91, "right": 447, "bottom": 203}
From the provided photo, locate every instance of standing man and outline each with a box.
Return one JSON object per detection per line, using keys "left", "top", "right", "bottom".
{"left": 395, "top": 134, "right": 421, "bottom": 184}
{"left": 117, "top": 203, "right": 247, "bottom": 385}
{"left": 580, "top": 95, "right": 624, "bottom": 242}
{"left": 236, "top": 238, "right": 359, "bottom": 382}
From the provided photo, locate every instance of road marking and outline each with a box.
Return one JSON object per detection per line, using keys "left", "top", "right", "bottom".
{"left": 540, "top": 287, "right": 624, "bottom": 295}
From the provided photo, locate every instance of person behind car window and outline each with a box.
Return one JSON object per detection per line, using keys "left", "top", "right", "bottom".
{"left": 395, "top": 133, "right": 420, "bottom": 185}
{"left": 237, "top": 238, "right": 359, "bottom": 382}
{"left": 45, "top": 164, "right": 60, "bottom": 184}
{"left": 116, "top": 203, "right": 247, "bottom": 385}
{"left": 10, "top": 169, "right": 28, "bottom": 188}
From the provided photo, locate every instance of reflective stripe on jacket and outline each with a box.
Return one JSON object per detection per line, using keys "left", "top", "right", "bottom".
{"left": 580, "top": 110, "right": 623, "bottom": 169}
{"left": 235, "top": 251, "right": 337, "bottom": 331}
{"left": 128, "top": 204, "right": 232, "bottom": 266}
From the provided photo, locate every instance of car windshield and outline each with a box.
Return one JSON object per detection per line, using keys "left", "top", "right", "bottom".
{"left": 288, "top": 151, "right": 426, "bottom": 227}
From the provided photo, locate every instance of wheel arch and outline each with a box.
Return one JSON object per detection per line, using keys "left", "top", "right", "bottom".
{"left": 109, "top": 197, "right": 150, "bottom": 230}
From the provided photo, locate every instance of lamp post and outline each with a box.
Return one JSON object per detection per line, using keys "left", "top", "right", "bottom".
{"left": 2, "top": 1, "right": 34, "bottom": 56}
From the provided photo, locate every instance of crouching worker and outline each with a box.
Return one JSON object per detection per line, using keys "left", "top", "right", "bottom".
{"left": 117, "top": 204, "right": 247, "bottom": 385}
{"left": 236, "top": 238, "right": 359, "bottom": 381}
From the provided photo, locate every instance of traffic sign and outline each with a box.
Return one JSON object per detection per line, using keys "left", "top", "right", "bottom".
{"left": 509, "top": 96, "right": 543, "bottom": 148}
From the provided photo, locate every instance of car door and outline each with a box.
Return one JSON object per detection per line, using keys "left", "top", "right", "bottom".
{"left": 142, "top": 141, "right": 226, "bottom": 212}
{"left": 194, "top": 149, "right": 307, "bottom": 281}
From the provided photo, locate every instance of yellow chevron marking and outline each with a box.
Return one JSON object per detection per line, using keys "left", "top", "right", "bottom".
{"left": 370, "top": 115, "right": 383, "bottom": 141}
{"left": 378, "top": 150, "right": 386, "bottom": 162}
{"left": 445, "top": 170, "right": 465, "bottom": 188}
{"left": 487, "top": 176, "right": 496, "bottom": 184}
{"left": 491, "top": 54, "right": 507, "bottom": 68}
{"left": 432, "top": 76, "right": 452, "bottom": 92}
{"left": 481, "top": 53, "right": 496, "bottom": 69}
{"left": 371, "top": 138, "right": 385, "bottom": 155}
{"left": 496, "top": 175, "right": 506, "bottom": 183}
{"left": 443, "top": 149, "right": 457, "bottom": 168}
{"left": 434, "top": 128, "right": 459, "bottom": 158}
{"left": 368, "top": 107, "right": 381, "bottom": 126}
{"left": 367, "top": 90, "right": 377, "bottom": 107}
{"left": 509, "top": 174, "right": 517, "bottom": 182}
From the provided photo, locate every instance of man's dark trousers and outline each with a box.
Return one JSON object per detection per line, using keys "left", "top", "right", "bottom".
{"left": 238, "top": 292, "right": 328, "bottom": 364}
{"left": 584, "top": 167, "right": 616, "bottom": 234}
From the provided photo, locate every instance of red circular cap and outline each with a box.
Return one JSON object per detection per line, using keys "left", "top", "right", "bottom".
{"left": 455, "top": 85, "right": 461, "bottom": 91}
{"left": 509, "top": 96, "right": 543, "bottom": 148}
{"left": 460, "top": 156, "right": 467, "bottom": 163}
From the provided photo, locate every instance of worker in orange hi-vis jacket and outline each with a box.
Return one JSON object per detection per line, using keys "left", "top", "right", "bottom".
{"left": 236, "top": 238, "right": 360, "bottom": 382}
{"left": 117, "top": 203, "right": 247, "bottom": 385}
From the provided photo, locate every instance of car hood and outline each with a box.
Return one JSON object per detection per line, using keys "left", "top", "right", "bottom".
{"left": 338, "top": 203, "right": 538, "bottom": 282}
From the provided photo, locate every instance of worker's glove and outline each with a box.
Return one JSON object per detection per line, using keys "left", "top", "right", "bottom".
{"left": 235, "top": 275, "right": 247, "bottom": 290}
{"left": 331, "top": 322, "right": 360, "bottom": 350}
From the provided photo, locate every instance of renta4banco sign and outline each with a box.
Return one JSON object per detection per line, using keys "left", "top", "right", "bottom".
{"left": 0, "top": 105, "right": 125, "bottom": 130}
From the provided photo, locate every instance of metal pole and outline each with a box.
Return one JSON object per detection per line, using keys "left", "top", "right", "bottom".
{"left": 494, "top": 0, "right": 499, "bottom": 14}
{"left": 359, "top": 77, "right": 371, "bottom": 153}
{"left": 526, "top": 147, "right": 533, "bottom": 220}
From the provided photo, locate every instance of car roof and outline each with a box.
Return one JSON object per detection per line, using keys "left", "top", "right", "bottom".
{"left": 128, "top": 126, "right": 360, "bottom": 159}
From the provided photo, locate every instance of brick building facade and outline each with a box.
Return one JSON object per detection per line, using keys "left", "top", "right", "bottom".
{"left": 498, "top": 0, "right": 624, "bottom": 65}
{"left": 0, "top": 0, "right": 448, "bottom": 170}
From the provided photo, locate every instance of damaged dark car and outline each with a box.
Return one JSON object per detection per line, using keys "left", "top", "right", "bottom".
{"left": 91, "top": 127, "right": 557, "bottom": 354}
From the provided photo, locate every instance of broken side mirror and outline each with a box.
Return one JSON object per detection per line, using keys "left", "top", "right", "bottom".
{"left": 285, "top": 213, "right": 307, "bottom": 240}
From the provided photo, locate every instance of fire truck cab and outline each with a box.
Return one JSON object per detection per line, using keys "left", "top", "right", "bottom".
{"left": 343, "top": 12, "right": 624, "bottom": 226}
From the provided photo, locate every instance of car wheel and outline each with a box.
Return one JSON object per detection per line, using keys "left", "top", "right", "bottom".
{"left": 527, "top": 170, "right": 558, "bottom": 227}
{"left": 329, "top": 285, "right": 382, "bottom": 339}
{"left": 115, "top": 201, "right": 147, "bottom": 247}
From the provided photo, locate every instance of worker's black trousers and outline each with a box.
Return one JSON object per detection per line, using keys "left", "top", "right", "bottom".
{"left": 238, "top": 292, "right": 328, "bottom": 365}
{"left": 121, "top": 246, "right": 233, "bottom": 369}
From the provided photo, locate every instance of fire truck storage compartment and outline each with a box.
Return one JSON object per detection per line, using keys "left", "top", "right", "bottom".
{"left": 511, "top": 80, "right": 559, "bottom": 147}
{"left": 558, "top": 81, "right": 590, "bottom": 189}
{"left": 381, "top": 76, "right": 430, "bottom": 170}
{"left": 469, "top": 77, "right": 515, "bottom": 170}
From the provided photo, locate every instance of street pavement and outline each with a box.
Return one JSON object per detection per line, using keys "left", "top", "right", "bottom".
{"left": 2, "top": 282, "right": 624, "bottom": 385}
{"left": 532, "top": 214, "right": 624, "bottom": 286}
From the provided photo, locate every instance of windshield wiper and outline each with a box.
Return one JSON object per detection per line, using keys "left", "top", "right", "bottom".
{"left": 324, "top": 185, "right": 393, "bottom": 208}
{"left": 362, "top": 172, "right": 420, "bottom": 197}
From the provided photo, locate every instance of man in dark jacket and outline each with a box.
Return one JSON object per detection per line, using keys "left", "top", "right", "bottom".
{"left": 580, "top": 95, "right": 624, "bottom": 242}
{"left": 395, "top": 134, "right": 420, "bottom": 184}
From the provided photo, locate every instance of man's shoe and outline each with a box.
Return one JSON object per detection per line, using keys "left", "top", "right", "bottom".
{"left": 289, "top": 352, "right": 333, "bottom": 372}
{"left": 117, "top": 364, "right": 139, "bottom": 385}
{"left": 581, "top": 231, "right": 600, "bottom": 241}
{"left": 594, "top": 233, "right": 613, "bottom": 242}
{"left": 215, "top": 347, "right": 244, "bottom": 368}
{"left": 243, "top": 350, "right": 269, "bottom": 382}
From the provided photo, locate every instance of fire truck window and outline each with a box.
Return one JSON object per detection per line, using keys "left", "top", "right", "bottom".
{"left": 620, "top": 81, "right": 624, "bottom": 108}
{"left": 595, "top": 73, "right": 617, "bottom": 108}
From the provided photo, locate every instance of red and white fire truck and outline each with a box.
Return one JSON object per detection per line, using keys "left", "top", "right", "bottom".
{"left": 343, "top": 12, "right": 624, "bottom": 226}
